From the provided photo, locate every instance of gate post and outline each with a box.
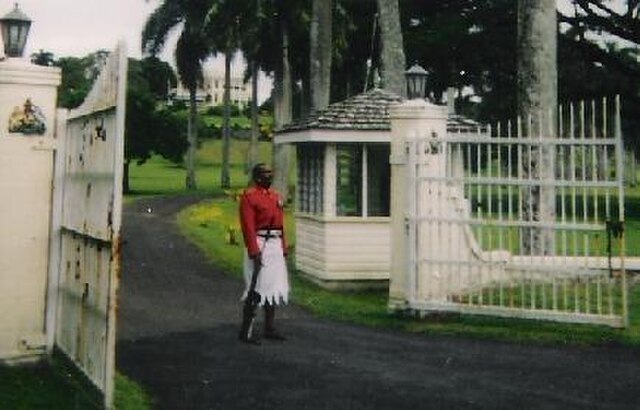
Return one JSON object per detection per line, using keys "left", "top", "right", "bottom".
{"left": 388, "top": 99, "right": 448, "bottom": 310}
{"left": 0, "top": 57, "right": 61, "bottom": 361}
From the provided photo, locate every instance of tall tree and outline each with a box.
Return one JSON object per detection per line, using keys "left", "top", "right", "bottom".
{"left": 125, "top": 58, "right": 187, "bottom": 193}
{"left": 377, "top": 0, "right": 406, "bottom": 96}
{"left": 142, "top": 0, "right": 212, "bottom": 190}
{"left": 237, "top": 0, "right": 266, "bottom": 175}
{"left": 55, "top": 51, "right": 111, "bottom": 109}
{"left": 30, "top": 49, "right": 55, "bottom": 66}
{"left": 55, "top": 56, "right": 95, "bottom": 108}
{"left": 331, "top": 0, "right": 378, "bottom": 100}
{"left": 221, "top": 51, "right": 233, "bottom": 188}
{"left": 140, "top": 56, "right": 178, "bottom": 100}
{"left": 248, "top": 59, "right": 260, "bottom": 174}
{"left": 561, "top": 0, "right": 640, "bottom": 45}
{"left": 517, "top": 0, "right": 557, "bottom": 255}
{"left": 558, "top": 0, "right": 640, "bottom": 156}
{"left": 272, "top": 0, "right": 295, "bottom": 201}
{"left": 215, "top": 0, "right": 280, "bottom": 177}
{"left": 310, "top": 0, "right": 333, "bottom": 111}
{"left": 204, "top": 0, "right": 252, "bottom": 188}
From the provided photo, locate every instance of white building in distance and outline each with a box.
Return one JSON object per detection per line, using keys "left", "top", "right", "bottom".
{"left": 170, "top": 68, "right": 252, "bottom": 107}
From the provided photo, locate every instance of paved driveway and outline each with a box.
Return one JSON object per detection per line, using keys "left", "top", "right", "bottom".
{"left": 116, "top": 195, "right": 640, "bottom": 410}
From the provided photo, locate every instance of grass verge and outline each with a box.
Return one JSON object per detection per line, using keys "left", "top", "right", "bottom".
{"left": 178, "top": 196, "right": 640, "bottom": 348}
{"left": 0, "top": 352, "right": 152, "bottom": 410}
{"left": 114, "top": 373, "right": 154, "bottom": 409}
{"left": 6, "top": 106, "right": 639, "bottom": 409}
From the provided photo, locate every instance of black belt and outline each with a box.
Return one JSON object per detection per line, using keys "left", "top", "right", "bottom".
{"left": 257, "top": 229, "right": 282, "bottom": 238}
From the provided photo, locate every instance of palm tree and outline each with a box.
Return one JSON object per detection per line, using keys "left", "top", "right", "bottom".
{"left": 239, "top": 0, "right": 269, "bottom": 175}
{"left": 224, "top": 0, "right": 299, "bottom": 198}
{"left": 377, "top": 0, "right": 406, "bottom": 96}
{"left": 206, "top": 0, "right": 306, "bottom": 196}
{"left": 517, "top": 0, "right": 557, "bottom": 255}
{"left": 142, "top": 0, "right": 212, "bottom": 190}
{"left": 204, "top": 0, "right": 251, "bottom": 188}
{"left": 221, "top": 50, "right": 233, "bottom": 189}
{"left": 271, "top": 0, "right": 295, "bottom": 200}
{"left": 310, "top": 0, "right": 333, "bottom": 111}
{"left": 30, "top": 49, "right": 55, "bottom": 66}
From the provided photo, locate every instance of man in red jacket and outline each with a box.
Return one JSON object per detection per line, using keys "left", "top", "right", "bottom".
{"left": 238, "top": 163, "right": 289, "bottom": 343}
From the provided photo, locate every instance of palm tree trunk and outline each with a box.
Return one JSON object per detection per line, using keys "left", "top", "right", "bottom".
{"left": 273, "top": 14, "right": 293, "bottom": 201}
{"left": 377, "top": 0, "right": 406, "bottom": 97}
{"left": 185, "top": 85, "right": 198, "bottom": 190}
{"left": 517, "top": 0, "right": 557, "bottom": 255}
{"left": 631, "top": 150, "right": 638, "bottom": 187}
{"left": 248, "top": 59, "right": 260, "bottom": 175}
{"left": 123, "top": 160, "right": 130, "bottom": 194}
{"left": 221, "top": 51, "right": 232, "bottom": 189}
{"left": 310, "top": 0, "right": 332, "bottom": 112}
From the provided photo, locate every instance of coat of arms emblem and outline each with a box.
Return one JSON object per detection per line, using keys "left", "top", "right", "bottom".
{"left": 8, "top": 99, "right": 46, "bottom": 135}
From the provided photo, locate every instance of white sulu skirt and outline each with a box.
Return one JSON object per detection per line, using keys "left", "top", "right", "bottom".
{"left": 242, "top": 236, "right": 289, "bottom": 306}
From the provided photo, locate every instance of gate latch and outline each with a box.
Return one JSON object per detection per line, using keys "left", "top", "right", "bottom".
{"left": 606, "top": 219, "right": 624, "bottom": 278}
{"left": 606, "top": 220, "right": 624, "bottom": 239}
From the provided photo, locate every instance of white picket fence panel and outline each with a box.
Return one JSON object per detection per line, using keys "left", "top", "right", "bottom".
{"left": 52, "top": 42, "right": 127, "bottom": 409}
{"left": 405, "top": 97, "right": 628, "bottom": 327}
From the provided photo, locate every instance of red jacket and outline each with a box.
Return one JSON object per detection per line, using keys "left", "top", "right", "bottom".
{"left": 239, "top": 185, "right": 287, "bottom": 257}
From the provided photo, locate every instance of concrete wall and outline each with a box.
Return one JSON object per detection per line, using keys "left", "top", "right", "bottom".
{"left": 0, "top": 59, "right": 60, "bottom": 360}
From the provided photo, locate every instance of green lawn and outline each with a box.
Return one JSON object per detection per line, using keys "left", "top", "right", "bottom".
{"left": 5, "top": 138, "right": 636, "bottom": 409}
{"left": 163, "top": 139, "right": 640, "bottom": 346}
{"left": 0, "top": 353, "right": 151, "bottom": 410}
{"left": 127, "top": 139, "right": 275, "bottom": 196}
{"left": 177, "top": 195, "right": 640, "bottom": 347}
{"left": 0, "top": 139, "right": 269, "bottom": 410}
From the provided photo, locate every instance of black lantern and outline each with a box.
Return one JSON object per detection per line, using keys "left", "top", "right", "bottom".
{"left": 0, "top": 4, "right": 31, "bottom": 58}
{"left": 405, "top": 64, "right": 428, "bottom": 100}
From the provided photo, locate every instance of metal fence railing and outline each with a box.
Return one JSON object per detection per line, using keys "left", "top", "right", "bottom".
{"left": 406, "top": 97, "right": 628, "bottom": 327}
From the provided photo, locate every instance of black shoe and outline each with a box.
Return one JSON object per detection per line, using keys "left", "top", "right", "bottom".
{"left": 238, "top": 333, "right": 261, "bottom": 345}
{"left": 263, "top": 330, "right": 286, "bottom": 341}
{"left": 238, "top": 337, "right": 260, "bottom": 345}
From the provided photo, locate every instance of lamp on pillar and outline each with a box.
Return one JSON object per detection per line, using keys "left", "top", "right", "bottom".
{"left": 405, "top": 63, "right": 428, "bottom": 100}
{"left": 0, "top": 3, "right": 32, "bottom": 58}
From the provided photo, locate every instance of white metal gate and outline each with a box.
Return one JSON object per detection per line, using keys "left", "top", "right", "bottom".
{"left": 52, "top": 42, "right": 127, "bottom": 408}
{"left": 406, "top": 97, "right": 627, "bottom": 327}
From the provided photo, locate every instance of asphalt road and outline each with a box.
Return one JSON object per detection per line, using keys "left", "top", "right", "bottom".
{"left": 116, "top": 195, "right": 640, "bottom": 410}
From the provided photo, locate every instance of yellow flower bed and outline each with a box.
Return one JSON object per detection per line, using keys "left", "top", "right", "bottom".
{"left": 187, "top": 202, "right": 225, "bottom": 226}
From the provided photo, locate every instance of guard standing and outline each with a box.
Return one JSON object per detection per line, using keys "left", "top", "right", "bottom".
{"left": 238, "top": 163, "right": 289, "bottom": 344}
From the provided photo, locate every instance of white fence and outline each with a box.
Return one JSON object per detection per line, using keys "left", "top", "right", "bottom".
{"left": 0, "top": 42, "right": 126, "bottom": 410}
{"left": 402, "top": 97, "right": 627, "bottom": 327}
{"left": 52, "top": 42, "right": 127, "bottom": 408}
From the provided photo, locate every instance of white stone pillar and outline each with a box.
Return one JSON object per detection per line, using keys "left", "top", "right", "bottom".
{"left": 388, "top": 99, "right": 448, "bottom": 309}
{"left": 0, "top": 58, "right": 61, "bottom": 361}
{"left": 0, "top": 59, "right": 61, "bottom": 138}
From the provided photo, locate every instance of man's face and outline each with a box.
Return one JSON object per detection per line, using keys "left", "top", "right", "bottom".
{"left": 255, "top": 167, "right": 273, "bottom": 188}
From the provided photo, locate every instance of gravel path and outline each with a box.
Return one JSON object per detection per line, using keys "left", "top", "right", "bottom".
{"left": 116, "top": 195, "right": 640, "bottom": 410}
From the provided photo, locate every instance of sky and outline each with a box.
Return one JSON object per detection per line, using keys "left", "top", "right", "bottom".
{"left": 10, "top": 0, "right": 156, "bottom": 58}
{"left": 9, "top": 0, "right": 628, "bottom": 57}
{"left": 1, "top": 0, "right": 632, "bottom": 102}
{"left": 8, "top": 0, "right": 632, "bottom": 58}
{"left": 2, "top": 0, "right": 271, "bottom": 101}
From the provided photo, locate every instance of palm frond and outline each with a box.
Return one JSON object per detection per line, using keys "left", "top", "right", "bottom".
{"left": 141, "top": 0, "right": 185, "bottom": 55}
